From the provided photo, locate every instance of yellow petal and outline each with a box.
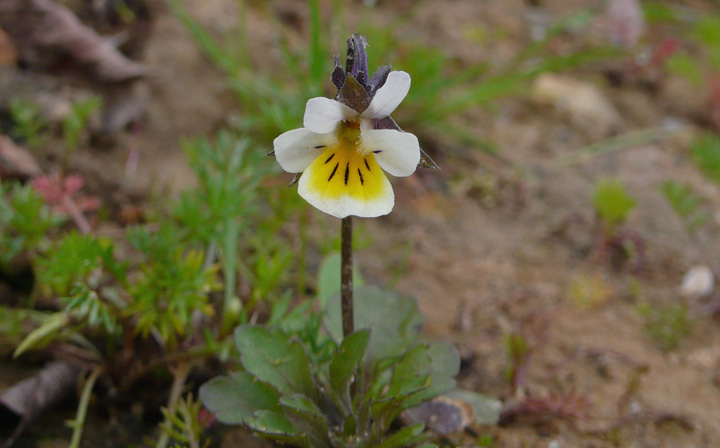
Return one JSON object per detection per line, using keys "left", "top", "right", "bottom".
{"left": 298, "top": 145, "right": 393, "bottom": 218}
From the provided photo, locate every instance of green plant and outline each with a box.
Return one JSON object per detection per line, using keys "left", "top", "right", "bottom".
{"left": 9, "top": 99, "right": 47, "bottom": 150}
{"left": 160, "top": 394, "right": 211, "bottom": 448}
{"left": 35, "top": 231, "right": 125, "bottom": 297}
{"left": 636, "top": 302, "right": 691, "bottom": 351}
{"left": 63, "top": 97, "right": 102, "bottom": 152}
{"left": 691, "top": 133, "right": 720, "bottom": 185}
{"left": 125, "top": 224, "right": 220, "bottom": 346}
{"left": 172, "top": 132, "right": 270, "bottom": 324}
{"left": 592, "top": 178, "right": 637, "bottom": 234}
{"left": 0, "top": 181, "right": 64, "bottom": 266}
{"left": 202, "top": 287, "right": 500, "bottom": 448}
{"left": 660, "top": 181, "right": 707, "bottom": 232}
{"left": 62, "top": 96, "right": 102, "bottom": 171}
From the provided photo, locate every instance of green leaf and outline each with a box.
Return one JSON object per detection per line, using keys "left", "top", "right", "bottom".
{"left": 665, "top": 53, "right": 704, "bottom": 87}
{"left": 387, "top": 345, "right": 433, "bottom": 399}
{"left": 235, "top": 325, "right": 315, "bottom": 398}
{"left": 13, "top": 312, "right": 71, "bottom": 358}
{"left": 317, "top": 251, "right": 363, "bottom": 308}
{"left": 325, "top": 286, "right": 423, "bottom": 361}
{"left": 329, "top": 329, "right": 370, "bottom": 404}
{"left": 443, "top": 389, "right": 503, "bottom": 425}
{"left": 279, "top": 394, "right": 331, "bottom": 448}
{"left": 199, "top": 372, "right": 281, "bottom": 424}
{"left": 374, "top": 422, "right": 427, "bottom": 448}
{"left": 691, "top": 133, "right": 720, "bottom": 185}
{"left": 388, "top": 342, "right": 459, "bottom": 407}
{"left": 244, "top": 410, "right": 307, "bottom": 446}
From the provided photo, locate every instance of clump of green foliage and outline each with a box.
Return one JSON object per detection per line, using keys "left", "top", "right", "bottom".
{"left": 5, "top": 130, "right": 297, "bottom": 447}
{"left": 201, "top": 287, "right": 499, "bottom": 448}
{"left": 691, "top": 133, "right": 720, "bottom": 186}
{"left": 0, "top": 182, "right": 63, "bottom": 266}
{"left": 9, "top": 99, "right": 47, "bottom": 150}
{"left": 636, "top": 302, "right": 691, "bottom": 351}
{"left": 592, "top": 178, "right": 637, "bottom": 234}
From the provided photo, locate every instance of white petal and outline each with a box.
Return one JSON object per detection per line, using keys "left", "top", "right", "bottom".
{"left": 303, "top": 97, "right": 356, "bottom": 134}
{"left": 361, "top": 71, "right": 411, "bottom": 119}
{"left": 361, "top": 129, "right": 420, "bottom": 177}
{"left": 273, "top": 128, "right": 333, "bottom": 173}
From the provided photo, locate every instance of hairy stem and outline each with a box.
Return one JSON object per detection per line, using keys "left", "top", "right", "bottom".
{"left": 68, "top": 367, "right": 102, "bottom": 448}
{"left": 341, "top": 216, "right": 353, "bottom": 337}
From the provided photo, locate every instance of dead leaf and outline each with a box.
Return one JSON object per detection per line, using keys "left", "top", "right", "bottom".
{"left": 0, "top": 361, "right": 81, "bottom": 446}
{"left": 0, "top": 26, "right": 16, "bottom": 66}
{"left": 0, "top": 135, "right": 41, "bottom": 180}
{"left": 0, "top": 0, "right": 147, "bottom": 82}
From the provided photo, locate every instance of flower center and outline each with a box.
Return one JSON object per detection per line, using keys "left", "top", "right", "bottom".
{"left": 336, "top": 120, "right": 362, "bottom": 151}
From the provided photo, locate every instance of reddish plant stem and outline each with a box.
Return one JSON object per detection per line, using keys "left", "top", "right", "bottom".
{"left": 62, "top": 194, "right": 91, "bottom": 234}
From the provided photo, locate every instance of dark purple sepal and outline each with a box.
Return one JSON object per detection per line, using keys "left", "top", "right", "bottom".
{"left": 368, "top": 64, "right": 391, "bottom": 96}
{"left": 336, "top": 74, "right": 371, "bottom": 115}
{"left": 374, "top": 116, "right": 441, "bottom": 171}
{"left": 332, "top": 54, "right": 345, "bottom": 91}
{"left": 345, "top": 34, "right": 370, "bottom": 85}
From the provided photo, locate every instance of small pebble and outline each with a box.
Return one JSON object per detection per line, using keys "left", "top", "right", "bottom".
{"left": 679, "top": 265, "right": 714, "bottom": 298}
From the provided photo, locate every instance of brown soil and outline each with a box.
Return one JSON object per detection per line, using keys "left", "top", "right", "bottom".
{"left": 4, "top": 0, "right": 720, "bottom": 447}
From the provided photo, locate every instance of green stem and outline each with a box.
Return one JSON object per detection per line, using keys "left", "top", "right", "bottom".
{"left": 341, "top": 216, "right": 353, "bottom": 337}
{"left": 68, "top": 367, "right": 102, "bottom": 448}
{"left": 156, "top": 362, "right": 192, "bottom": 448}
{"left": 222, "top": 219, "right": 241, "bottom": 330}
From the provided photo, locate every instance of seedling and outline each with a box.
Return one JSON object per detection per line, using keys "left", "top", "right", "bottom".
{"left": 591, "top": 178, "right": 642, "bottom": 269}
{"left": 592, "top": 178, "right": 636, "bottom": 235}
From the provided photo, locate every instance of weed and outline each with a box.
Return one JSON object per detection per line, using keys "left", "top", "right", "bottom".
{"left": 636, "top": 302, "right": 691, "bottom": 351}
{"left": 0, "top": 182, "right": 64, "bottom": 266}
{"left": 9, "top": 99, "right": 47, "bottom": 150}
{"left": 568, "top": 273, "right": 613, "bottom": 310}
{"left": 690, "top": 133, "right": 720, "bottom": 185}
{"left": 660, "top": 181, "right": 707, "bottom": 232}
{"left": 592, "top": 178, "right": 636, "bottom": 234}
{"left": 62, "top": 97, "right": 102, "bottom": 171}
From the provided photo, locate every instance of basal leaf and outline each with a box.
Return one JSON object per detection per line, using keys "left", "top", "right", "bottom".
{"left": 199, "top": 372, "right": 281, "bottom": 424}
{"left": 404, "top": 342, "right": 460, "bottom": 407}
{"left": 235, "top": 325, "right": 315, "bottom": 398}
{"left": 374, "top": 422, "right": 427, "bottom": 448}
{"left": 325, "top": 286, "right": 423, "bottom": 361}
{"left": 280, "top": 394, "right": 332, "bottom": 448}
{"left": 244, "top": 410, "right": 307, "bottom": 446}
{"left": 329, "top": 329, "right": 370, "bottom": 404}
{"left": 317, "top": 251, "right": 363, "bottom": 308}
{"left": 387, "top": 344, "right": 433, "bottom": 399}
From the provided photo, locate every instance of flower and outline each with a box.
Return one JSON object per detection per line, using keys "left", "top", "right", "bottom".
{"left": 273, "top": 35, "right": 424, "bottom": 218}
